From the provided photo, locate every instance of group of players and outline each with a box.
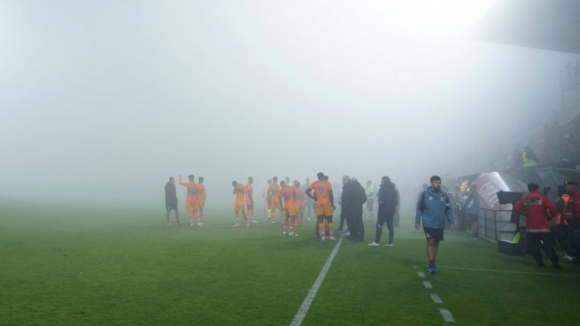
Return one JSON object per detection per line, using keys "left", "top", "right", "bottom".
{"left": 164, "top": 174, "right": 207, "bottom": 227}
{"left": 165, "top": 172, "right": 338, "bottom": 241}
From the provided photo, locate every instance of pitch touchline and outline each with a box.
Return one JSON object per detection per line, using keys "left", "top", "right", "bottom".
{"left": 438, "top": 265, "right": 578, "bottom": 276}
{"left": 290, "top": 237, "right": 344, "bottom": 326}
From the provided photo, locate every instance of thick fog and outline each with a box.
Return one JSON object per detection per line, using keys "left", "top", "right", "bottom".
{"left": 1, "top": 0, "right": 577, "bottom": 206}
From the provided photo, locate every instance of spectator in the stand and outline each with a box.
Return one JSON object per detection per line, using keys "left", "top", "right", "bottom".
{"left": 522, "top": 146, "right": 538, "bottom": 168}
{"left": 509, "top": 148, "right": 523, "bottom": 169}
{"left": 513, "top": 183, "right": 560, "bottom": 269}
{"left": 464, "top": 185, "right": 480, "bottom": 240}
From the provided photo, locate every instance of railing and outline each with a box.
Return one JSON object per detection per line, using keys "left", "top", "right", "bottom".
{"left": 476, "top": 208, "right": 517, "bottom": 242}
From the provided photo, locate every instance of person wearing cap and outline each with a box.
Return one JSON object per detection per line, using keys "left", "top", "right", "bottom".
{"left": 562, "top": 181, "right": 580, "bottom": 263}
{"left": 513, "top": 183, "right": 560, "bottom": 268}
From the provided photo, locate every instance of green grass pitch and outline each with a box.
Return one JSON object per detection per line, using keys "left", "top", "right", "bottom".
{"left": 1, "top": 201, "right": 579, "bottom": 325}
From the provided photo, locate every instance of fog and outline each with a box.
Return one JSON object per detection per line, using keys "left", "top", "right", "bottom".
{"left": 1, "top": 0, "right": 577, "bottom": 207}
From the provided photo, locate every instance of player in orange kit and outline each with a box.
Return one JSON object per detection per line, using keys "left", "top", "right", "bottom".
{"left": 294, "top": 181, "right": 305, "bottom": 226}
{"left": 246, "top": 177, "right": 258, "bottom": 224}
{"left": 197, "top": 176, "right": 206, "bottom": 227}
{"left": 306, "top": 172, "right": 336, "bottom": 241}
{"left": 232, "top": 181, "right": 248, "bottom": 227}
{"left": 279, "top": 181, "right": 298, "bottom": 236}
{"left": 179, "top": 174, "right": 199, "bottom": 227}
{"left": 268, "top": 177, "right": 284, "bottom": 224}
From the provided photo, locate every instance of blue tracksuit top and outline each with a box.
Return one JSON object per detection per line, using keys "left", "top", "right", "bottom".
{"left": 415, "top": 187, "right": 455, "bottom": 229}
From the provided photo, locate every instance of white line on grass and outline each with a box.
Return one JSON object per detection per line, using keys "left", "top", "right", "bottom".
{"left": 430, "top": 293, "right": 443, "bottom": 304}
{"left": 438, "top": 265, "right": 577, "bottom": 276}
{"left": 290, "top": 237, "right": 344, "bottom": 326}
{"left": 423, "top": 281, "right": 432, "bottom": 289}
{"left": 440, "top": 309, "right": 455, "bottom": 322}
{"left": 417, "top": 272, "right": 425, "bottom": 278}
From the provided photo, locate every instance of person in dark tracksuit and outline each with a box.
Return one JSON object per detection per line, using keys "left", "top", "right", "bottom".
{"left": 352, "top": 178, "right": 367, "bottom": 242}
{"left": 165, "top": 177, "right": 180, "bottom": 226}
{"left": 369, "top": 176, "right": 398, "bottom": 247}
{"left": 337, "top": 176, "right": 351, "bottom": 234}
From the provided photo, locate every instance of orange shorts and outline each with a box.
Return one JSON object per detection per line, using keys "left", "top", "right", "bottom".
{"left": 234, "top": 200, "right": 246, "bottom": 211}
{"left": 316, "top": 202, "right": 333, "bottom": 216}
{"left": 197, "top": 197, "right": 205, "bottom": 208}
{"left": 270, "top": 198, "right": 281, "bottom": 209}
{"left": 296, "top": 202, "right": 304, "bottom": 213}
{"left": 285, "top": 203, "right": 297, "bottom": 217}
{"left": 186, "top": 197, "right": 199, "bottom": 211}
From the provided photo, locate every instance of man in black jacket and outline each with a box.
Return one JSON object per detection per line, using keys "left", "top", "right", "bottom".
{"left": 344, "top": 177, "right": 367, "bottom": 242}
{"left": 369, "top": 176, "right": 398, "bottom": 247}
{"left": 165, "top": 177, "right": 181, "bottom": 226}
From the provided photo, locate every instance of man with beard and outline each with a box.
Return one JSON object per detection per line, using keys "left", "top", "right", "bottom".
{"left": 415, "top": 175, "right": 455, "bottom": 274}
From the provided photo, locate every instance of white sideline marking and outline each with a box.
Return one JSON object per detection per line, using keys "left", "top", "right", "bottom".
{"left": 417, "top": 272, "right": 425, "bottom": 278}
{"left": 290, "top": 237, "right": 344, "bottom": 326}
{"left": 430, "top": 293, "right": 443, "bottom": 304}
{"left": 440, "top": 309, "right": 455, "bottom": 322}
{"left": 439, "top": 265, "right": 576, "bottom": 277}
{"left": 423, "top": 281, "right": 432, "bottom": 289}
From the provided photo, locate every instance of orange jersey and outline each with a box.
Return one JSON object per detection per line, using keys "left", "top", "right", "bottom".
{"left": 233, "top": 184, "right": 247, "bottom": 202}
{"left": 308, "top": 180, "right": 332, "bottom": 204}
{"left": 279, "top": 185, "right": 296, "bottom": 206}
{"left": 246, "top": 183, "right": 254, "bottom": 204}
{"left": 295, "top": 188, "right": 305, "bottom": 203}
{"left": 197, "top": 184, "right": 206, "bottom": 205}
{"left": 179, "top": 179, "right": 198, "bottom": 199}
{"left": 269, "top": 183, "right": 281, "bottom": 201}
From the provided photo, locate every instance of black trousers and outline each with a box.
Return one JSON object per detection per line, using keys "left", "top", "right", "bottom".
{"left": 348, "top": 212, "right": 364, "bottom": 240}
{"left": 526, "top": 233, "right": 558, "bottom": 265}
{"left": 338, "top": 212, "right": 346, "bottom": 231}
{"left": 375, "top": 211, "right": 394, "bottom": 244}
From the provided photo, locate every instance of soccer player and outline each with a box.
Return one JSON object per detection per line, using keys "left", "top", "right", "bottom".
{"left": 415, "top": 175, "right": 455, "bottom": 274}
{"left": 306, "top": 172, "right": 336, "bottom": 241}
{"left": 303, "top": 178, "right": 313, "bottom": 221}
{"left": 294, "top": 181, "right": 305, "bottom": 226}
{"left": 197, "top": 177, "right": 206, "bottom": 226}
{"left": 179, "top": 174, "right": 199, "bottom": 227}
{"left": 246, "top": 177, "right": 257, "bottom": 224}
{"left": 366, "top": 180, "right": 375, "bottom": 219}
{"left": 164, "top": 177, "right": 180, "bottom": 226}
{"left": 268, "top": 177, "right": 284, "bottom": 224}
{"left": 279, "top": 181, "right": 298, "bottom": 236}
{"left": 232, "top": 181, "right": 248, "bottom": 227}
{"left": 263, "top": 179, "right": 272, "bottom": 216}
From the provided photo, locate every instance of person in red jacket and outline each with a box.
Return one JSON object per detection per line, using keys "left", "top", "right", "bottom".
{"left": 514, "top": 183, "right": 560, "bottom": 269}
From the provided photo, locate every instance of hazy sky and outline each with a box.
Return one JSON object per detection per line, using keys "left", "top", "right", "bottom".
{"left": 1, "top": 0, "right": 577, "bottom": 205}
